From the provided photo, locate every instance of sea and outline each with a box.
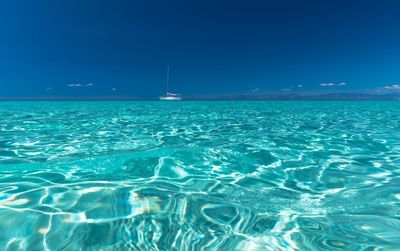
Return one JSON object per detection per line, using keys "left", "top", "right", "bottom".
{"left": 0, "top": 101, "right": 399, "bottom": 250}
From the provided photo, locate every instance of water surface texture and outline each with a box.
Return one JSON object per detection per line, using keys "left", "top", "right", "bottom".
{"left": 1, "top": 101, "right": 400, "bottom": 250}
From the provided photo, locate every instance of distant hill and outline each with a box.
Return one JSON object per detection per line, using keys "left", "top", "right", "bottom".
{"left": 1, "top": 93, "right": 400, "bottom": 101}
{"left": 186, "top": 93, "right": 400, "bottom": 100}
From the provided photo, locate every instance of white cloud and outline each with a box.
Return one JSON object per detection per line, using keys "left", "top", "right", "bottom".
{"left": 383, "top": 84, "right": 400, "bottom": 90}
{"left": 251, "top": 88, "right": 260, "bottom": 93}
{"left": 112, "top": 88, "right": 117, "bottom": 91}
{"left": 67, "top": 84, "right": 83, "bottom": 87}
{"left": 45, "top": 87, "right": 52, "bottom": 91}
{"left": 320, "top": 82, "right": 347, "bottom": 87}
{"left": 320, "top": 83, "right": 336, "bottom": 86}
{"left": 297, "top": 84, "right": 303, "bottom": 88}
{"left": 67, "top": 83, "right": 94, "bottom": 88}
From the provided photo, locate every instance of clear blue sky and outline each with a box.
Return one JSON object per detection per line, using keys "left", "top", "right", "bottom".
{"left": 0, "top": 0, "right": 399, "bottom": 98}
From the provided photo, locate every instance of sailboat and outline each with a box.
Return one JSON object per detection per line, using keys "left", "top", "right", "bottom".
{"left": 159, "top": 66, "right": 182, "bottom": 100}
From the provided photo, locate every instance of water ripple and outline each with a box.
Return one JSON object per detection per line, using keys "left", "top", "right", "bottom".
{"left": 0, "top": 101, "right": 400, "bottom": 250}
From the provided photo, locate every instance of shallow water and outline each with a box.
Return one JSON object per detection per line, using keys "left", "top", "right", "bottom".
{"left": 0, "top": 101, "right": 400, "bottom": 250}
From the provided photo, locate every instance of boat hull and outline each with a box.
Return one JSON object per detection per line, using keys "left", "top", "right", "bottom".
{"left": 159, "top": 96, "right": 182, "bottom": 100}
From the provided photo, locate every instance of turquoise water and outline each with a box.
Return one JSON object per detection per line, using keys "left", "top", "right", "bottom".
{"left": 1, "top": 101, "right": 400, "bottom": 250}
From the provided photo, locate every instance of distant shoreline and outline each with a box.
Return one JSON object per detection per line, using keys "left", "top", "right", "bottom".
{"left": 0, "top": 93, "right": 399, "bottom": 101}
{"left": 1, "top": 99, "right": 399, "bottom": 101}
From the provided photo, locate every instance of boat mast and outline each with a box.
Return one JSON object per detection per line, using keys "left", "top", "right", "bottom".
{"left": 166, "top": 65, "right": 170, "bottom": 94}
